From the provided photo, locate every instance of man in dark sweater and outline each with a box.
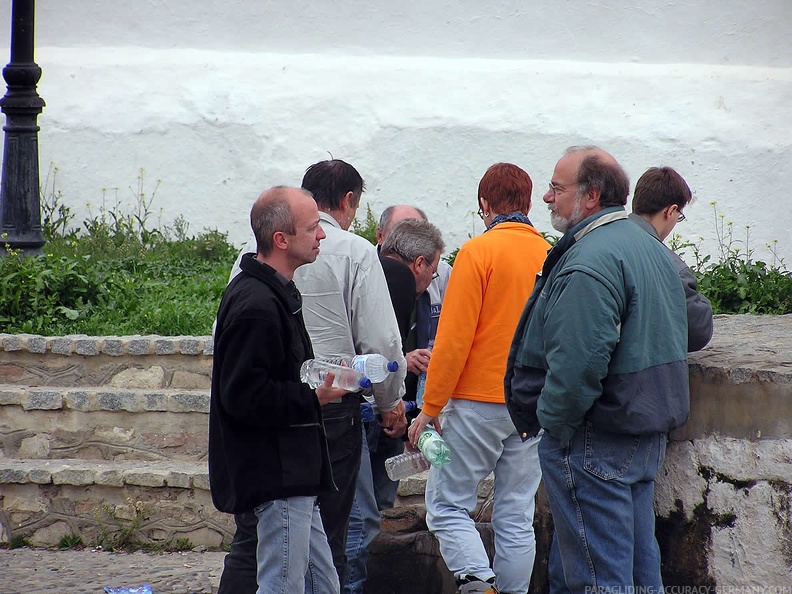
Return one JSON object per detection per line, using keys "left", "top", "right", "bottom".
{"left": 209, "top": 186, "right": 348, "bottom": 594}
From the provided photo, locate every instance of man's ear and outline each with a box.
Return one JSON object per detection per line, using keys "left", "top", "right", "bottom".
{"left": 583, "top": 188, "right": 601, "bottom": 209}
{"left": 272, "top": 231, "right": 289, "bottom": 251}
{"left": 340, "top": 191, "right": 356, "bottom": 211}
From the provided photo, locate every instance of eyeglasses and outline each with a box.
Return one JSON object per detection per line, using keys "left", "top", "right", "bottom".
{"left": 429, "top": 261, "right": 439, "bottom": 280}
{"left": 548, "top": 182, "right": 578, "bottom": 199}
{"left": 477, "top": 207, "right": 485, "bottom": 219}
{"left": 677, "top": 210, "right": 686, "bottom": 222}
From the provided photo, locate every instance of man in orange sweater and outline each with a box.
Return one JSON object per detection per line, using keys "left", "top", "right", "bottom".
{"left": 408, "top": 163, "right": 550, "bottom": 594}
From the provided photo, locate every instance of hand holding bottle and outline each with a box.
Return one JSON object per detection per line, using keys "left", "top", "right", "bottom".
{"left": 407, "top": 409, "right": 441, "bottom": 448}
{"left": 314, "top": 372, "right": 349, "bottom": 405}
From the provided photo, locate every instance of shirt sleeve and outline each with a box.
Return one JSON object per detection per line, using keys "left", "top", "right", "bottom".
{"left": 420, "top": 245, "right": 484, "bottom": 417}
{"left": 350, "top": 247, "right": 407, "bottom": 412}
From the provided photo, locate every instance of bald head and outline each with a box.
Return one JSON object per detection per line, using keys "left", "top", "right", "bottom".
{"left": 251, "top": 186, "right": 313, "bottom": 257}
{"left": 564, "top": 146, "right": 630, "bottom": 208}
{"left": 377, "top": 204, "right": 428, "bottom": 245}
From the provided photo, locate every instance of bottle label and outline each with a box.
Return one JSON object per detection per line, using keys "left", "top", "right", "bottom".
{"left": 417, "top": 427, "right": 438, "bottom": 452}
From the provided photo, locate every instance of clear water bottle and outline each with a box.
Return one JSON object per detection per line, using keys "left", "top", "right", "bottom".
{"left": 417, "top": 426, "right": 452, "bottom": 466}
{"left": 415, "top": 340, "right": 433, "bottom": 408}
{"left": 321, "top": 354, "right": 399, "bottom": 383}
{"left": 361, "top": 399, "right": 416, "bottom": 422}
{"left": 384, "top": 450, "right": 431, "bottom": 480}
{"left": 299, "top": 359, "right": 372, "bottom": 391}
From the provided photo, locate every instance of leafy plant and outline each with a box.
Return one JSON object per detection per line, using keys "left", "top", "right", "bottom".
{"left": 351, "top": 204, "right": 378, "bottom": 246}
{"left": 57, "top": 533, "right": 84, "bottom": 550}
{"left": 669, "top": 203, "right": 791, "bottom": 314}
{"left": 167, "top": 537, "right": 195, "bottom": 551}
{"left": 8, "top": 534, "right": 31, "bottom": 549}
{"left": 93, "top": 499, "right": 147, "bottom": 552}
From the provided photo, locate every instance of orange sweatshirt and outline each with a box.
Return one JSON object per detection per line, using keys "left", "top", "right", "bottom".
{"left": 421, "top": 222, "right": 549, "bottom": 418}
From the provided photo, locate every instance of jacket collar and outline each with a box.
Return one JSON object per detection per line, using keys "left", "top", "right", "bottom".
{"left": 239, "top": 253, "right": 302, "bottom": 314}
{"left": 627, "top": 212, "right": 661, "bottom": 242}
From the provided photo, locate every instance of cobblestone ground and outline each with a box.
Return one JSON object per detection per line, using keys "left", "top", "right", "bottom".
{"left": 0, "top": 547, "right": 225, "bottom": 594}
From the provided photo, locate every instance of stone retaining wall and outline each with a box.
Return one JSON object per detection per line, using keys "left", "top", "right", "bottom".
{"left": 1, "top": 316, "right": 792, "bottom": 590}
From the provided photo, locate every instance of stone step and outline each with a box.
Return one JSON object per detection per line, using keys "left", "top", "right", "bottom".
{"left": 0, "top": 457, "right": 233, "bottom": 548}
{"left": 0, "top": 384, "right": 209, "bottom": 462}
{"left": 0, "top": 334, "right": 213, "bottom": 389}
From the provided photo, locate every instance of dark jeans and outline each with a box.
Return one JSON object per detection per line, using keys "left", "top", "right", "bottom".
{"left": 218, "top": 395, "right": 363, "bottom": 594}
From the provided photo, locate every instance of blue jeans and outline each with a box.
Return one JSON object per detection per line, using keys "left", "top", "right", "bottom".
{"left": 539, "top": 424, "right": 667, "bottom": 593}
{"left": 253, "top": 496, "right": 339, "bottom": 594}
{"left": 425, "top": 399, "right": 543, "bottom": 593}
{"left": 343, "top": 424, "right": 382, "bottom": 594}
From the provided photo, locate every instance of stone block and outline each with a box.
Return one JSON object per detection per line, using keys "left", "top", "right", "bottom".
{"left": 3, "top": 494, "right": 48, "bottom": 512}
{"left": 155, "top": 339, "right": 178, "bottom": 355}
{"left": 18, "top": 435, "right": 51, "bottom": 459}
{"left": 26, "top": 336, "right": 48, "bottom": 354}
{"left": 166, "top": 471, "right": 192, "bottom": 489}
{"left": 2, "top": 336, "right": 24, "bottom": 351}
{"left": 49, "top": 337, "right": 74, "bottom": 355}
{"left": 127, "top": 338, "right": 152, "bottom": 356}
{"left": 28, "top": 468, "right": 55, "bottom": 484}
{"left": 203, "top": 339, "right": 214, "bottom": 356}
{"left": 98, "top": 391, "right": 139, "bottom": 412}
{"left": 108, "top": 366, "right": 166, "bottom": 389}
{"left": 170, "top": 392, "right": 210, "bottom": 413}
{"left": 170, "top": 371, "right": 210, "bottom": 390}
{"left": 0, "top": 467, "right": 28, "bottom": 483}
{"left": 179, "top": 338, "right": 203, "bottom": 355}
{"left": 142, "top": 391, "right": 168, "bottom": 411}
{"left": 125, "top": 469, "right": 167, "bottom": 487}
{"left": 74, "top": 338, "right": 100, "bottom": 355}
{"left": 0, "top": 387, "right": 22, "bottom": 405}
{"left": 0, "top": 364, "right": 24, "bottom": 383}
{"left": 397, "top": 471, "right": 429, "bottom": 497}
{"left": 102, "top": 338, "right": 124, "bottom": 356}
{"left": 52, "top": 467, "right": 96, "bottom": 486}
{"left": 23, "top": 390, "right": 63, "bottom": 410}
{"left": 65, "top": 390, "right": 93, "bottom": 411}
{"left": 193, "top": 472, "right": 210, "bottom": 491}
{"left": 95, "top": 468, "right": 125, "bottom": 487}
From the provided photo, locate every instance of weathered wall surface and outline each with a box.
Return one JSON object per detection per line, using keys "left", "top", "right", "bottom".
{"left": 0, "top": 2, "right": 790, "bottom": 263}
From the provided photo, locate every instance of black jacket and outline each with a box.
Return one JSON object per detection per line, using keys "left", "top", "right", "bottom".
{"left": 209, "top": 254, "right": 335, "bottom": 513}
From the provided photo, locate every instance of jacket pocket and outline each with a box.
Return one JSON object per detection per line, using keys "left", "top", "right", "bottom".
{"left": 277, "top": 426, "right": 323, "bottom": 489}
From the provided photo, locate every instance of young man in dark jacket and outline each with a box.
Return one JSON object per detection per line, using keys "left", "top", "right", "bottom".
{"left": 210, "top": 186, "right": 347, "bottom": 594}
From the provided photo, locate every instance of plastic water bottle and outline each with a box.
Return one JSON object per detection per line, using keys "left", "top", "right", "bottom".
{"left": 384, "top": 450, "right": 431, "bottom": 480}
{"left": 321, "top": 354, "right": 399, "bottom": 383}
{"left": 299, "top": 359, "right": 372, "bottom": 391}
{"left": 415, "top": 340, "right": 433, "bottom": 408}
{"left": 416, "top": 426, "right": 452, "bottom": 466}
{"left": 361, "top": 399, "right": 417, "bottom": 422}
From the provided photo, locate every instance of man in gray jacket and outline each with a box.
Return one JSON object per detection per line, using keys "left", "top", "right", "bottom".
{"left": 629, "top": 166, "right": 713, "bottom": 352}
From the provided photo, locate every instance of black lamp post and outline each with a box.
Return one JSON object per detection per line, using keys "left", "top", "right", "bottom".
{"left": 0, "top": 0, "right": 45, "bottom": 256}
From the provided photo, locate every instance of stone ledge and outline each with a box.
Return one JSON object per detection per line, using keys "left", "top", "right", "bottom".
{"left": 0, "top": 334, "right": 215, "bottom": 357}
{"left": 0, "top": 384, "right": 209, "bottom": 413}
{"left": 0, "top": 458, "right": 209, "bottom": 490}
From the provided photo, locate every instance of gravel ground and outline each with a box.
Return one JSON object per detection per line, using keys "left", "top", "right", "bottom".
{"left": 0, "top": 547, "right": 226, "bottom": 594}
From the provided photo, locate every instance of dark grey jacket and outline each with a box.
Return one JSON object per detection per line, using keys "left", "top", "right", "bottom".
{"left": 628, "top": 213, "right": 713, "bottom": 352}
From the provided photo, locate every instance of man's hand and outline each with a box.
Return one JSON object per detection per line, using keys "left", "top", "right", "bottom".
{"left": 379, "top": 399, "right": 407, "bottom": 438}
{"left": 405, "top": 348, "right": 432, "bottom": 375}
{"left": 315, "top": 372, "right": 349, "bottom": 406}
{"left": 407, "top": 410, "right": 441, "bottom": 447}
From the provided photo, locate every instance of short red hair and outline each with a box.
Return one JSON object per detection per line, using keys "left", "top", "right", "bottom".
{"left": 478, "top": 163, "right": 533, "bottom": 213}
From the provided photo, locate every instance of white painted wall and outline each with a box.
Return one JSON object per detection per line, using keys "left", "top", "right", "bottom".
{"left": 1, "top": 1, "right": 791, "bottom": 264}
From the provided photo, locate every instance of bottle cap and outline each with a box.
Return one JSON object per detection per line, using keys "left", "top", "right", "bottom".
{"left": 387, "top": 361, "right": 399, "bottom": 372}
{"left": 359, "top": 377, "right": 372, "bottom": 389}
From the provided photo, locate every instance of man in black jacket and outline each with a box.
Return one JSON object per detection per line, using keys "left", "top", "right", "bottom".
{"left": 210, "top": 186, "right": 348, "bottom": 594}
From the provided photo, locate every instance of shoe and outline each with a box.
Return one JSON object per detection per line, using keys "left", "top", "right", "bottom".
{"left": 456, "top": 577, "right": 499, "bottom": 594}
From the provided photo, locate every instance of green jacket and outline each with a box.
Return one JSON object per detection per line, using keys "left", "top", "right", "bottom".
{"left": 505, "top": 207, "right": 689, "bottom": 444}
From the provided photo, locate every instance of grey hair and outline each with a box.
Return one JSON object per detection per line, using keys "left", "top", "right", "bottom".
{"left": 380, "top": 218, "right": 444, "bottom": 264}
{"left": 377, "top": 205, "right": 428, "bottom": 235}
